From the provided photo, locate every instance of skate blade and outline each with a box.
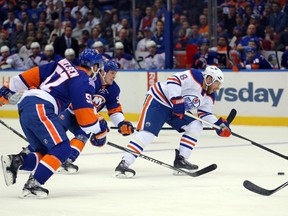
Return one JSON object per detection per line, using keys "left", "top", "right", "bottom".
{"left": 1, "top": 155, "right": 14, "bottom": 186}
{"left": 114, "top": 171, "right": 135, "bottom": 179}
{"left": 172, "top": 168, "right": 198, "bottom": 176}
{"left": 19, "top": 189, "right": 48, "bottom": 199}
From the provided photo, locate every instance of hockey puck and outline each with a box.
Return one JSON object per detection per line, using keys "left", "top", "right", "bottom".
{"left": 277, "top": 172, "right": 285, "bottom": 175}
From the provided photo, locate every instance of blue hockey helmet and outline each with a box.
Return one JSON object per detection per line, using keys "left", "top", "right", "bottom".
{"left": 103, "top": 60, "right": 118, "bottom": 73}
{"left": 79, "top": 48, "right": 103, "bottom": 68}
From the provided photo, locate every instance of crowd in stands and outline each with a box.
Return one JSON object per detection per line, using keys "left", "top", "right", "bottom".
{"left": 0, "top": 0, "right": 288, "bottom": 70}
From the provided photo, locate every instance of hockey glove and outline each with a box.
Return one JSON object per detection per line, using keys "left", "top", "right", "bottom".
{"left": 214, "top": 117, "right": 231, "bottom": 137}
{"left": 171, "top": 96, "right": 185, "bottom": 119}
{"left": 118, "top": 120, "right": 134, "bottom": 136}
{"left": 90, "top": 119, "right": 110, "bottom": 147}
{"left": 0, "top": 85, "right": 15, "bottom": 107}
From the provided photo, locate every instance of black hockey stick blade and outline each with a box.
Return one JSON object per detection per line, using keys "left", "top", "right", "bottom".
{"left": 107, "top": 141, "right": 217, "bottom": 177}
{"left": 243, "top": 180, "right": 288, "bottom": 196}
{"left": 110, "top": 108, "right": 237, "bottom": 131}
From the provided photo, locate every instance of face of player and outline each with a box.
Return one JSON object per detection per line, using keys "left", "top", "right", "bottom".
{"left": 102, "top": 70, "right": 117, "bottom": 85}
{"left": 205, "top": 77, "right": 222, "bottom": 94}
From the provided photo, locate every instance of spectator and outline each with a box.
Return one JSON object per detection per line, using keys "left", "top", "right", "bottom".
{"left": 85, "top": 10, "right": 100, "bottom": 29}
{"left": 113, "top": 41, "right": 138, "bottom": 69}
{"left": 117, "top": 28, "right": 133, "bottom": 55}
{"left": 269, "top": 2, "right": 287, "bottom": 34}
{"left": 62, "top": 8, "right": 77, "bottom": 29}
{"left": 27, "top": 0, "right": 43, "bottom": 24}
{"left": 2, "top": 11, "right": 20, "bottom": 36}
{"left": 9, "top": 22, "right": 27, "bottom": 53}
{"left": 144, "top": 40, "right": 165, "bottom": 69}
{"left": 280, "top": 49, "right": 288, "bottom": 69}
{"left": 78, "top": 30, "right": 90, "bottom": 48}
{"left": 136, "top": 26, "right": 153, "bottom": 52}
{"left": 223, "top": 5, "right": 237, "bottom": 37}
{"left": 39, "top": 44, "right": 62, "bottom": 65}
{"left": 71, "top": 0, "right": 89, "bottom": 19}
{"left": 102, "top": 27, "right": 114, "bottom": 51}
{"left": 53, "top": 26, "right": 79, "bottom": 58}
{"left": 19, "top": 11, "right": 30, "bottom": 32}
{"left": 64, "top": 48, "right": 80, "bottom": 66}
{"left": 72, "top": 19, "right": 90, "bottom": 41}
{"left": 198, "top": 14, "right": 208, "bottom": 36}
{"left": 215, "top": 36, "right": 229, "bottom": 69}
{"left": 26, "top": 42, "right": 42, "bottom": 68}
{"left": 37, "top": 20, "right": 50, "bottom": 43}
{"left": 233, "top": 46, "right": 272, "bottom": 71}
{"left": 249, "top": 14, "right": 265, "bottom": 38}
{"left": 262, "top": 25, "right": 278, "bottom": 51}
{"left": 278, "top": 27, "right": 288, "bottom": 51}
{"left": 101, "top": 10, "right": 113, "bottom": 30}
{"left": 174, "top": 28, "right": 188, "bottom": 50}
{"left": 92, "top": 41, "right": 112, "bottom": 59}
{"left": 87, "top": 27, "right": 106, "bottom": 48}
{"left": 111, "top": 13, "right": 123, "bottom": 35}
{"left": 0, "top": 45, "right": 27, "bottom": 70}
{"left": 151, "top": 20, "right": 165, "bottom": 53}
{"left": 187, "top": 24, "right": 203, "bottom": 46}
{"left": 0, "top": 30, "right": 10, "bottom": 48}
{"left": 18, "top": 36, "right": 35, "bottom": 66}
{"left": 192, "top": 38, "right": 218, "bottom": 69}
{"left": 48, "top": 19, "right": 64, "bottom": 44}
{"left": 138, "top": 6, "right": 157, "bottom": 32}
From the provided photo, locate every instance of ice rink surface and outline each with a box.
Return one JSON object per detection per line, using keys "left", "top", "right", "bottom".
{"left": 0, "top": 119, "right": 287, "bottom": 216}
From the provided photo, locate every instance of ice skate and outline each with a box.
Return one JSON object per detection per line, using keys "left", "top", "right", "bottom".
{"left": 173, "top": 149, "right": 198, "bottom": 175}
{"left": 114, "top": 160, "right": 136, "bottom": 178}
{"left": 1, "top": 154, "right": 23, "bottom": 186}
{"left": 19, "top": 174, "right": 49, "bottom": 199}
{"left": 57, "top": 159, "right": 79, "bottom": 174}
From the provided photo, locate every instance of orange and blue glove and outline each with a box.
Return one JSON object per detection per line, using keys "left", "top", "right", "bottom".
{"left": 118, "top": 120, "right": 134, "bottom": 136}
{"left": 171, "top": 96, "right": 185, "bottom": 119}
{"left": 214, "top": 117, "right": 231, "bottom": 137}
{"left": 0, "top": 85, "right": 15, "bottom": 107}
{"left": 90, "top": 119, "right": 110, "bottom": 147}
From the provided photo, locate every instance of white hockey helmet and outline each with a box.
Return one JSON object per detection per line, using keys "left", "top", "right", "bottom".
{"left": 65, "top": 48, "right": 75, "bottom": 57}
{"left": 202, "top": 65, "right": 224, "bottom": 87}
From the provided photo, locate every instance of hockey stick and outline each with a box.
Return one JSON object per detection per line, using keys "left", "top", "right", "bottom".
{"left": 243, "top": 180, "right": 288, "bottom": 196}
{"left": 110, "top": 108, "right": 237, "bottom": 131}
{"left": 0, "top": 119, "right": 28, "bottom": 142}
{"left": 107, "top": 141, "right": 217, "bottom": 177}
{"left": 0, "top": 119, "right": 217, "bottom": 177}
{"left": 184, "top": 111, "right": 288, "bottom": 161}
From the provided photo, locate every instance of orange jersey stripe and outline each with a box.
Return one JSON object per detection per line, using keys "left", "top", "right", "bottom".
{"left": 70, "top": 138, "right": 85, "bottom": 152}
{"left": 181, "top": 138, "right": 196, "bottom": 146}
{"left": 128, "top": 144, "right": 141, "bottom": 154}
{"left": 74, "top": 107, "right": 98, "bottom": 127}
{"left": 108, "top": 105, "right": 123, "bottom": 116}
{"left": 36, "top": 104, "right": 62, "bottom": 144}
{"left": 20, "top": 67, "right": 41, "bottom": 88}
{"left": 167, "top": 77, "right": 181, "bottom": 85}
{"left": 136, "top": 95, "right": 153, "bottom": 131}
{"left": 41, "top": 154, "right": 61, "bottom": 171}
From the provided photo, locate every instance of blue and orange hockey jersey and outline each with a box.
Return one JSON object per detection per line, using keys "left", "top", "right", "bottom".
{"left": 8, "top": 58, "right": 101, "bottom": 135}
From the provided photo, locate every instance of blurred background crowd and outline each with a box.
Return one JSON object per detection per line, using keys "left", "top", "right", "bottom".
{"left": 0, "top": 0, "right": 288, "bottom": 71}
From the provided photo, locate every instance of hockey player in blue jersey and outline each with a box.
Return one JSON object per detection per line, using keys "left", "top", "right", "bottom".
{"left": 0, "top": 49, "right": 109, "bottom": 198}
{"left": 114, "top": 66, "right": 231, "bottom": 178}
{"left": 57, "top": 58, "right": 134, "bottom": 173}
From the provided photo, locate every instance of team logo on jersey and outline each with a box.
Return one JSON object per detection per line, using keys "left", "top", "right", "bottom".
{"left": 93, "top": 94, "right": 106, "bottom": 108}
{"left": 145, "top": 122, "right": 151, "bottom": 127}
{"left": 183, "top": 95, "right": 200, "bottom": 111}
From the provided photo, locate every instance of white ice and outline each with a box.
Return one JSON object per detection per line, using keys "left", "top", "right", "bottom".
{"left": 0, "top": 119, "right": 287, "bottom": 216}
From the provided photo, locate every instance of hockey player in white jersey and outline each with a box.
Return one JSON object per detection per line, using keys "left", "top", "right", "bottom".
{"left": 114, "top": 66, "right": 231, "bottom": 178}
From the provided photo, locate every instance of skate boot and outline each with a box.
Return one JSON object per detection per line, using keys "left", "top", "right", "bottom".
{"left": 173, "top": 149, "right": 198, "bottom": 175}
{"left": 1, "top": 154, "right": 24, "bottom": 186}
{"left": 57, "top": 158, "right": 79, "bottom": 174}
{"left": 114, "top": 160, "right": 136, "bottom": 178}
{"left": 19, "top": 174, "right": 49, "bottom": 199}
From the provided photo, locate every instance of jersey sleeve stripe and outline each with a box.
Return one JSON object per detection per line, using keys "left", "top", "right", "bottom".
{"left": 74, "top": 107, "right": 98, "bottom": 127}
{"left": 20, "top": 67, "right": 41, "bottom": 88}
{"left": 107, "top": 105, "right": 123, "bottom": 116}
{"left": 153, "top": 83, "right": 170, "bottom": 105}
